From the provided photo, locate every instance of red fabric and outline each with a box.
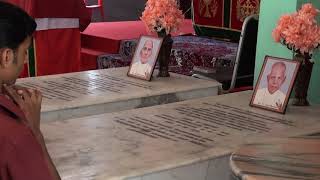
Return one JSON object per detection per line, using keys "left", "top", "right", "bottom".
{"left": 6, "top": 0, "right": 33, "bottom": 15}
{"left": 8, "top": 0, "right": 91, "bottom": 30}
{"left": 192, "top": 0, "right": 224, "bottom": 27}
{"left": 35, "top": 29, "right": 81, "bottom": 76}
{"left": 81, "top": 48, "right": 106, "bottom": 70}
{"left": 31, "top": 0, "right": 91, "bottom": 31}
{"left": 8, "top": 0, "right": 91, "bottom": 76}
{"left": 230, "top": 0, "right": 260, "bottom": 30}
{"left": 192, "top": 0, "right": 260, "bottom": 33}
{"left": 20, "top": 64, "right": 29, "bottom": 78}
{"left": 0, "top": 95, "right": 53, "bottom": 180}
{"left": 82, "top": 20, "right": 194, "bottom": 41}
{"left": 81, "top": 34, "right": 120, "bottom": 54}
{"left": 80, "top": 20, "right": 194, "bottom": 71}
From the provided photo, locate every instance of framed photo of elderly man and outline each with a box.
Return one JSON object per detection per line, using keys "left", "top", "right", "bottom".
{"left": 127, "top": 36, "right": 163, "bottom": 81}
{"left": 250, "top": 56, "right": 300, "bottom": 114}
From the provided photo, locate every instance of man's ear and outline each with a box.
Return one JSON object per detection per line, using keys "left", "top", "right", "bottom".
{"left": 0, "top": 48, "right": 14, "bottom": 68}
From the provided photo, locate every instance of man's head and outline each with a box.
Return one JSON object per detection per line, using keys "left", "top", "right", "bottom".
{"left": 267, "top": 62, "right": 286, "bottom": 94}
{"left": 139, "top": 39, "right": 153, "bottom": 64}
{"left": 0, "top": 2, "right": 36, "bottom": 86}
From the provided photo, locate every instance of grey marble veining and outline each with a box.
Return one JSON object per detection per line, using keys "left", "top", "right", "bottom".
{"left": 17, "top": 67, "right": 220, "bottom": 121}
{"left": 230, "top": 137, "right": 320, "bottom": 180}
{"left": 41, "top": 91, "right": 320, "bottom": 180}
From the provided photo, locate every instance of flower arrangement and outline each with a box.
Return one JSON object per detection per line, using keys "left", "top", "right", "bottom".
{"left": 141, "top": 0, "right": 184, "bottom": 36}
{"left": 272, "top": 3, "right": 320, "bottom": 57}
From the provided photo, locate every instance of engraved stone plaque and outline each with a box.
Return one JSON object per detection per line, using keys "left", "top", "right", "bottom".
{"left": 114, "top": 103, "right": 295, "bottom": 148}
{"left": 42, "top": 91, "right": 320, "bottom": 180}
{"left": 17, "top": 67, "right": 220, "bottom": 121}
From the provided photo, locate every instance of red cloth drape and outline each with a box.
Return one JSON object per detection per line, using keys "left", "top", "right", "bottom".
{"left": 193, "top": 0, "right": 259, "bottom": 30}
{"left": 193, "top": 0, "right": 224, "bottom": 28}
{"left": 6, "top": 0, "right": 33, "bottom": 15}
{"left": 7, "top": 0, "right": 91, "bottom": 77}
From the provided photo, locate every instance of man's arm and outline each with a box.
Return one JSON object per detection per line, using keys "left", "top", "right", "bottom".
{"left": 5, "top": 129, "right": 59, "bottom": 180}
{"left": 35, "top": 132, "right": 61, "bottom": 180}
{"left": 3, "top": 85, "right": 61, "bottom": 180}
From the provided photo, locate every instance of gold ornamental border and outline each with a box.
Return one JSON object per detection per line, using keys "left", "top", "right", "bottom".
{"left": 192, "top": 0, "right": 235, "bottom": 31}
{"left": 229, "top": 0, "right": 260, "bottom": 28}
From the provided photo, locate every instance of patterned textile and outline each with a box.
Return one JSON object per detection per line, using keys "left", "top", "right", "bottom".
{"left": 97, "top": 54, "right": 131, "bottom": 69}
{"left": 97, "top": 36, "right": 238, "bottom": 76}
{"left": 192, "top": 0, "right": 260, "bottom": 41}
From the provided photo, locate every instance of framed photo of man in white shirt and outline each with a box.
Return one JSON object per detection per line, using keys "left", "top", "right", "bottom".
{"left": 127, "top": 35, "right": 163, "bottom": 81}
{"left": 250, "top": 56, "right": 300, "bottom": 113}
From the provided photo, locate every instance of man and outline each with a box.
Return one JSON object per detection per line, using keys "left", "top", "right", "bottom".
{"left": 130, "top": 39, "right": 154, "bottom": 78}
{"left": 0, "top": 2, "right": 60, "bottom": 179}
{"left": 253, "top": 62, "right": 287, "bottom": 110}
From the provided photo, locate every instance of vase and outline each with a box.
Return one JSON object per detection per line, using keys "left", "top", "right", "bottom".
{"left": 292, "top": 53, "right": 314, "bottom": 106}
{"left": 157, "top": 30, "right": 173, "bottom": 77}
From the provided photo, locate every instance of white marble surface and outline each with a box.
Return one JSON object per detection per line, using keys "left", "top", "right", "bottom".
{"left": 42, "top": 91, "right": 320, "bottom": 180}
{"left": 128, "top": 155, "right": 231, "bottom": 180}
{"left": 230, "top": 137, "right": 320, "bottom": 180}
{"left": 17, "top": 67, "right": 220, "bottom": 121}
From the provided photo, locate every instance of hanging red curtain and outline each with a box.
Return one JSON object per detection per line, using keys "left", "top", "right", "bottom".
{"left": 7, "top": 0, "right": 91, "bottom": 77}
{"left": 192, "top": 0, "right": 260, "bottom": 41}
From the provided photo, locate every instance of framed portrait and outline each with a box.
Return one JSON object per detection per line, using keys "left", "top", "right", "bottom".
{"left": 127, "top": 35, "right": 163, "bottom": 81}
{"left": 250, "top": 56, "right": 300, "bottom": 114}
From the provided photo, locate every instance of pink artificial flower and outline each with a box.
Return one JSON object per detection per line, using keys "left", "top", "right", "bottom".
{"left": 141, "top": 0, "right": 184, "bottom": 35}
{"left": 272, "top": 3, "right": 320, "bottom": 55}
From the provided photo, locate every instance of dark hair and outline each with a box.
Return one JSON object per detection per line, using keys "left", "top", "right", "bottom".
{"left": 0, "top": 1, "right": 36, "bottom": 50}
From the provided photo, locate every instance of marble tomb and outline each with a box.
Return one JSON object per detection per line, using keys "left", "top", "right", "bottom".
{"left": 41, "top": 91, "right": 320, "bottom": 180}
{"left": 17, "top": 67, "right": 220, "bottom": 121}
{"left": 230, "top": 137, "right": 320, "bottom": 180}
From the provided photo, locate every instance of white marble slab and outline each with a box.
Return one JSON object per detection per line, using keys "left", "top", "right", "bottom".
{"left": 17, "top": 67, "right": 220, "bottom": 121}
{"left": 41, "top": 91, "right": 320, "bottom": 180}
{"left": 230, "top": 137, "right": 320, "bottom": 180}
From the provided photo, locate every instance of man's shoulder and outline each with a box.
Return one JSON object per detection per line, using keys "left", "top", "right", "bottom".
{"left": 0, "top": 115, "right": 39, "bottom": 165}
{"left": 0, "top": 110, "right": 30, "bottom": 142}
{"left": 0, "top": 115, "right": 50, "bottom": 180}
{"left": 0, "top": 112, "right": 30, "bottom": 165}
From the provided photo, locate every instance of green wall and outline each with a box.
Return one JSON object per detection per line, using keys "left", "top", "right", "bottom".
{"left": 255, "top": 0, "right": 320, "bottom": 104}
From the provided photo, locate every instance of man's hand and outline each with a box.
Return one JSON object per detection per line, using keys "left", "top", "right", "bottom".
{"left": 3, "top": 84, "right": 61, "bottom": 180}
{"left": 2, "top": 84, "right": 42, "bottom": 135}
